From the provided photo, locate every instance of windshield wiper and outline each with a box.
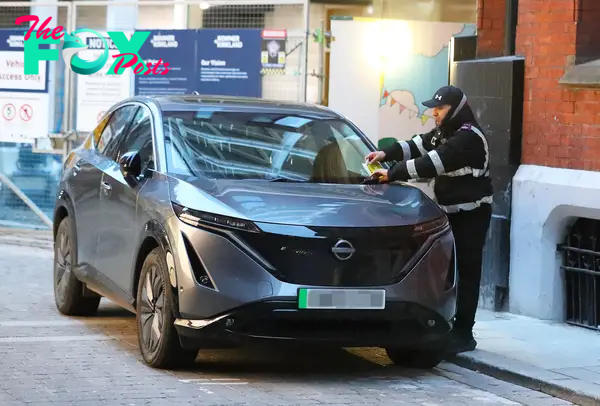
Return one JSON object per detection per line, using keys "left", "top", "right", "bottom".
{"left": 267, "top": 177, "right": 304, "bottom": 183}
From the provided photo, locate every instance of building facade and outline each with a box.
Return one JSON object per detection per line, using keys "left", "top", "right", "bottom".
{"left": 479, "top": 0, "right": 600, "bottom": 322}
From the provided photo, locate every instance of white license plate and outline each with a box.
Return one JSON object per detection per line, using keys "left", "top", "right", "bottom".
{"left": 298, "top": 288, "right": 385, "bottom": 310}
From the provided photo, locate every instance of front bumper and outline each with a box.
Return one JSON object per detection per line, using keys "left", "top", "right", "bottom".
{"left": 174, "top": 299, "right": 452, "bottom": 350}
{"left": 166, "top": 216, "right": 457, "bottom": 323}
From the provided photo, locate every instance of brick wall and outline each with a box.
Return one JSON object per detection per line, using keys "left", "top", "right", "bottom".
{"left": 478, "top": 0, "right": 600, "bottom": 171}
{"left": 476, "top": 0, "right": 506, "bottom": 57}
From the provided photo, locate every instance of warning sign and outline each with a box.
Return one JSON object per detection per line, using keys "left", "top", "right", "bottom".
{"left": 20, "top": 104, "right": 33, "bottom": 122}
{"left": 261, "top": 29, "right": 287, "bottom": 70}
{"left": 0, "top": 93, "right": 50, "bottom": 143}
{"left": 3, "top": 103, "right": 16, "bottom": 121}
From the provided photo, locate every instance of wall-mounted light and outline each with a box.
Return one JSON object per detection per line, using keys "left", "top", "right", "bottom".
{"left": 366, "top": 5, "right": 374, "bottom": 14}
{"left": 199, "top": 1, "right": 210, "bottom": 10}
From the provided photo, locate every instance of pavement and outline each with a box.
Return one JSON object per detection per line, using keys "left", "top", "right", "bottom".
{"left": 454, "top": 310, "right": 600, "bottom": 406}
{"left": 0, "top": 227, "right": 587, "bottom": 405}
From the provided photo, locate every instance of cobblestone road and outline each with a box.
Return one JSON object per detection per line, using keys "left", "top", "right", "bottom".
{"left": 0, "top": 242, "right": 574, "bottom": 406}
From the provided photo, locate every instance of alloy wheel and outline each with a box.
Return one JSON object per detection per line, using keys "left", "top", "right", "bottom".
{"left": 139, "top": 265, "right": 165, "bottom": 354}
{"left": 54, "top": 230, "right": 72, "bottom": 304}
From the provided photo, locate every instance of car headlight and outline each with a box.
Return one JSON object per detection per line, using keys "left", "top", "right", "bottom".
{"left": 413, "top": 216, "right": 450, "bottom": 243}
{"left": 172, "top": 203, "right": 260, "bottom": 233}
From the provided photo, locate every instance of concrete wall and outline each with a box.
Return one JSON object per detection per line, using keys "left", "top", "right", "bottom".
{"left": 510, "top": 165, "right": 600, "bottom": 320}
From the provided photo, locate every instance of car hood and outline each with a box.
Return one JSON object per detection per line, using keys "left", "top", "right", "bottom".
{"left": 167, "top": 176, "right": 443, "bottom": 228}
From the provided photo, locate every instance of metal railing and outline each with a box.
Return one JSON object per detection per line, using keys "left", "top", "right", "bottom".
{"left": 558, "top": 218, "right": 600, "bottom": 330}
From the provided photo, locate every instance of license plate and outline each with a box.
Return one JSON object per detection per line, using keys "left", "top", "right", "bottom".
{"left": 298, "top": 288, "right": 385, "bottom": 310}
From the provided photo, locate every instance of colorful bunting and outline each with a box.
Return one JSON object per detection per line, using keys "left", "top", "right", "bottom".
{"left": 381, "top": 89, "right": 434, "bottom": 123}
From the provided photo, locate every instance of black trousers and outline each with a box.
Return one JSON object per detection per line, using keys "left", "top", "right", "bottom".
{"left": 447, "top": 203, "right": 492, "bottom": 333}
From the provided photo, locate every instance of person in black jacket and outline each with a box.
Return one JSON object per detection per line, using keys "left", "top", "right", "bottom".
{"left": 366, "top": 85, "right": 493, "bottom": 354}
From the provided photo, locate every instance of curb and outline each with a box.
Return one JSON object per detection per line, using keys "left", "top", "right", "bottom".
{"left": 449, "top": 353, "right": 600, "bottom": 406}
{"left": 0, "top": 228, "right": 53, "bottom": 250}
{"left": 0, "top": 236, "right": 53, "bottom": 250}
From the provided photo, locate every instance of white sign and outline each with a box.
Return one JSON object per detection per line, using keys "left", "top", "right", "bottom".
{"left": 75, "top": 31, "right": 133, "bottom": 132}
{"left": 0, "top": 34, "right": 48, "bottom": 92}
{"left": 0, "top": 92, "right": 50, "bottom": 143}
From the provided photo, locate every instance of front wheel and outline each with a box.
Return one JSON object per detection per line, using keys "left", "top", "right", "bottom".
{"left": 53, "top": 216, "right": 101, "bottom": 316}
{"left": 385, "top": 348, "right": 444, "bottom": 369}
{"left": 136, "top": 247, "right": 198, "bottom": 369}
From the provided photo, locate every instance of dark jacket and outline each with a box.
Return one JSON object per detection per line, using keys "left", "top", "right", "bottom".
{"left": 381, "top": 102, "right": 493, "bottom": 214}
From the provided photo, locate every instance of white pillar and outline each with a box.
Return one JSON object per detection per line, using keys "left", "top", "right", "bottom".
{"left": 173, "top": 0, "right": 188, "bottom": 29}
{"left": 30, "top": 1, "right": 57, "bottom": 135}
{"left": 106, "top": 0, "right": 138, "bottom": 31}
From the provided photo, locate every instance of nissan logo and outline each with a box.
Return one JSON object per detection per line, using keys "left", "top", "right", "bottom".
{"left": 331, "top": 239, "right": 355, "bottom": 261}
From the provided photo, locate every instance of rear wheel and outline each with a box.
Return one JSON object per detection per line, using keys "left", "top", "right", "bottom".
{"left": 136, "top": 247, "right": 198, "bottom": 369}
{"left": 385, "top": 348, "right": 444, "bottom": 369}
{"left": 53, "top": 216, "right": 101, "bottom": 316}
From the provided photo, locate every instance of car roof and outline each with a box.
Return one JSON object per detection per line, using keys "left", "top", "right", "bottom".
{"left": 127, "top": 95, "right": 343, "bottom": 119}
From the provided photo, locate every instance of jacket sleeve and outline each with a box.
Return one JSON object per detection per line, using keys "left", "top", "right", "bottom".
{"left": 380, "top": 129, "right": 436, "bottom": 161}
{"left": 387, "top": 128, "right": 484, "bottom": 182}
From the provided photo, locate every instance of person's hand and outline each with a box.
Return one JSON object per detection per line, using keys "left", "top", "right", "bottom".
{"left": 372, "top": 169, "right": 389, "bottom": 183}
{"left": 365, "top": 151, "right": 386, "bottom": 164}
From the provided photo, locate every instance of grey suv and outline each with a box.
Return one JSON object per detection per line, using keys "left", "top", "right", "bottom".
{"left": 52, "top": 95, "right": 457, "bottom": 370}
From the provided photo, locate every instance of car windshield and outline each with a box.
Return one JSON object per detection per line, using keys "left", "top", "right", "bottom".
{"left": 162, "top": 109, "right": 378, "bottom": 183}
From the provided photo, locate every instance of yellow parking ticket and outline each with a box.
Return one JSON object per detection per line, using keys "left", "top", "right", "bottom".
{"left": 363, "top": 161, "right": 384, "bottom": 174}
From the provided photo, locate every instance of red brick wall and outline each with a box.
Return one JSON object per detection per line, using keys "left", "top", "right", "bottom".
{"left": 478, "top": 0, "right": 600, "bottom": 171}
{"left": 476, "top": 0, "right": 506, "bottom": 57}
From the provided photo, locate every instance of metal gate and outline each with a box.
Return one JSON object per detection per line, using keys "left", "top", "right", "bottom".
{"left": 0, "top": 0, "right": 310, "bottom": 230}
{"left": 558, "top": 217, "right": 600, "bottom": 330}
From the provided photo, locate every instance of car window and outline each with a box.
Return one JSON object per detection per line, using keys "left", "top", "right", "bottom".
{"left": 97, "top": 105, "right": 138, "bottom": 161}
{"left": 161, "top": 110, "right": 375, "bottom": 184}
{"left": 117, "top": 106, "right": 155, "bottom": 173}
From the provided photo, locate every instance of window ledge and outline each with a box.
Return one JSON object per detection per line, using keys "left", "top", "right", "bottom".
{"left": 559, "top": 59, "right": 600, "bottom": 88}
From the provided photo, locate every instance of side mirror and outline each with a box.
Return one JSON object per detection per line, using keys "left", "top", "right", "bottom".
{"left": 119, "top": 151, "right": 142, "bottom": 181}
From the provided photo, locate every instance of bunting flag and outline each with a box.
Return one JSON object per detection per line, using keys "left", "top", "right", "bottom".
{"left": 381, "top": 89, "right": 434, "bottom": 125}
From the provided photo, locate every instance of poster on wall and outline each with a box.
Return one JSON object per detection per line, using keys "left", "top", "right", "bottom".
{"left": 75, "top": 31, "right": 133, "bottom": 132}
{"left": 261, "top": 29, "right": 287, "bottom": 72}
{"left": 328, "top": 18, "right": 476, "bottom": 148}
{"left": 0, "top": 30, "right": 50, "bottom": 143}
{"left": 196, "top": 29, "right": 262, "bottom": 98}
{"left": 134, "top": 30, "right": 198, "bottom": 96}
{"left": 376, "top": 21, "right": 477, "bottom": 148}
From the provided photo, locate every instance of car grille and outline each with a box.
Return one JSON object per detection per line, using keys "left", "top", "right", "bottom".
{"left": 239, "top": 226, "right": 422, "bottom": 286}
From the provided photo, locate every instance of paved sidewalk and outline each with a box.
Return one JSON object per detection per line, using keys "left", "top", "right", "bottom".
{"left": 0, "top": 227, "right": 53, "bottom": 249}
{"left": 452, "top": 309, "right": 600, "bottom": 406}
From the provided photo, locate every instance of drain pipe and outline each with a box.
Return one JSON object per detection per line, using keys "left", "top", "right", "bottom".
{"left": 504, "top": 0, "right": 518, "bottom": 55}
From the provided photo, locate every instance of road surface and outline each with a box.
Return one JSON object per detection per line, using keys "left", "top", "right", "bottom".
{"left": 0, "top": 241, "right": 573, "bottom": 406}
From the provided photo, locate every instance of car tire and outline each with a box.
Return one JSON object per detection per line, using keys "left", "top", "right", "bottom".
{"left": 53, "top": 216, "right": 101, "bottom": 316}
{"left": 136, "top": 247, "right": 198, "bottom": 369}
{"left": 385, "top": 348, "right": 444, "bottom": 369}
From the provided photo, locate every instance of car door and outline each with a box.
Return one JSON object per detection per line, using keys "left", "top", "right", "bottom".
{"left": 79, "top": 104, "right": 139, "bottom": 297}
{"left": 95, "top": 104, "right": 156, "bottom": 298}
{"left": 68, "top": 112, "right": 116, "bottom": 270}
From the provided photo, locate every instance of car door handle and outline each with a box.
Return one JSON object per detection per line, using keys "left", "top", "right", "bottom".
{"left": 100, "top": 182, "right": 112, "bottom": 192}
